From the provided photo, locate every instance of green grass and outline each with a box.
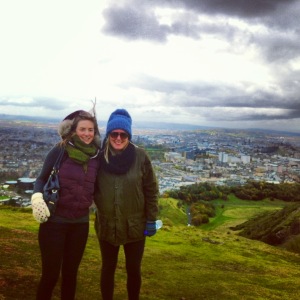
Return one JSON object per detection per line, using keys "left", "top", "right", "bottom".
{"left": 0, "top": 195, "right": 10, "bottom": 201}
{"left": 201, "top": 195, "right": 286, "bottom": 231}
{"left": 158, "top": 197, "right": 187, "bottom": 226}
{"left": 1, "top": 199, "right": 300, "bottom": 300}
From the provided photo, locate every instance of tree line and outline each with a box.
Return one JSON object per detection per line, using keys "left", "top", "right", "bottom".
{"left": 231, "top": 181, "right": 300, "bottom": 202}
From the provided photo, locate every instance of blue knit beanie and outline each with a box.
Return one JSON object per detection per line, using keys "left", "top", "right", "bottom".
{"left": 106, "top": 109, "right": 132, "bottom": 140}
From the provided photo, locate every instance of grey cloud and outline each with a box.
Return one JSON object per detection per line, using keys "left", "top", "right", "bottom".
{"left": 127, "top": 75, "right": 300, "bottom": 120}
{"left": 102, "top": 0, "right": 298, "bottom": 39}
{"left": 102, "top": 1, "right": 239, "bottom": 42}
{"left": 168, "top": 0, "right": 297, "bottom": 19}
{"left": 102, "top": 0, "right": 300, "bottom": 125}
{"left": 187, "top": 106, "right": 300, "bottom": 123}
{"left": 256, "top": 1, "right": 300, "bottom": 30}
{"left": 170, "top": 20, "right": 200, "bottom": 39}
{"left": 210, "top": 110, "right": 300, "bottom": 122}
{"left": 34, "top": 97, "right": 66, "bottom": 110}
{"left": 250, "top": 30, "right": 300, "bottom": 62}
{"left": 0, "top": 96, "right": 66, "bottom": 110}
{"left": 102, "top": 0, "right": 300, "bottom": 63}
{"left": 102, "top": 5, "right": 170, "bottom": 42}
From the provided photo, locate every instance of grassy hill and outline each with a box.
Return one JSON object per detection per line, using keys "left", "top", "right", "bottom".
{"left": 1, "top": 197, "right": 300, "bottom": 300}
{"left": 230, "top": 202, "right": 300, "bottom": 252}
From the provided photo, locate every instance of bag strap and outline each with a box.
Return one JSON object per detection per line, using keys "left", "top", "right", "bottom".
{"left": 53, "top": 147, "right": 65, "bottom": 171}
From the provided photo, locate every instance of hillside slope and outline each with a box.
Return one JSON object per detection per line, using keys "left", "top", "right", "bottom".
{"left": 1, "top": 200, "right": 300, "bottom": 299}
{"left": 230, "top": 202, "right": 300, "bottom": 253}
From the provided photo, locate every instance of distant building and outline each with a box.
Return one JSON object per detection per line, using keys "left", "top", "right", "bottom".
{"left": 218, "top": 152, "right": 228, "bottom": 163}
{"left": 18, "top": 178, "right": 36, "bottom": 190}
{"left": 241, "top": 155, "right": 251, "bottom": 164}
{"left": 5, "top": 180, "right": 18, "bottom": 187}
{"left": 4, "top": 178, "right": 35, "bottom": 191}
{"left": 164, "top": 152, "right": 183, "bottom": 162}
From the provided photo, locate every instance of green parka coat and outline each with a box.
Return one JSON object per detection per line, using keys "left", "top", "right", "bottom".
{"left": 94, "top": 145, "right": 158, "bottom": 246}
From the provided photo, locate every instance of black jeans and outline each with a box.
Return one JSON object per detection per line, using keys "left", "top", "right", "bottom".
{"left": 36, "top": 221, "right": 89, "bottom": 300}
{"left": 100, "top": 239, "right": 145, "bottom": 300}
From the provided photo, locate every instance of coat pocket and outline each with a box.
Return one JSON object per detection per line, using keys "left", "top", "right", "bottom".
{"left": 95, "top": 213, "right": 115, "bottom": 241}
{"left": 127, "top": 215, "right": 146, "bottom": 239}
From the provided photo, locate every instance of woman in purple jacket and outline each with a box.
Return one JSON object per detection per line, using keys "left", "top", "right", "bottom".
{"left": 31, "top": 105, "right": 100, "bottom": 300}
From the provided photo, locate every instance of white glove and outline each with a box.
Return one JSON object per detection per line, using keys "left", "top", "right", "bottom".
{"left": 31, "top": 192, "right": 50, "bottom": 223}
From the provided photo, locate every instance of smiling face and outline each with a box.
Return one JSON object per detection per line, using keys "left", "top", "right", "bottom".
{"left": 109, "top": 129, "right": 129, "bottom": 151}
{"left": 75, "top": 120, "right": 95, "bottom": 144}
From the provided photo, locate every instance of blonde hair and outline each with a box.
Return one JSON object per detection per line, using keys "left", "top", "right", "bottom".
{"left": 104, "top": 139, "right": 110, "bottom": 163}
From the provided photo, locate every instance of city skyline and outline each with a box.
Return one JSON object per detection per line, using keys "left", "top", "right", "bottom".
{"left": 1, "top": 0, "right": 300, "bottom": 133}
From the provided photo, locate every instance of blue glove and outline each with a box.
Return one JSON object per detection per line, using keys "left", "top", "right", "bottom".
{"left": 144, "top": 221, "right": 157, "bottom": 237}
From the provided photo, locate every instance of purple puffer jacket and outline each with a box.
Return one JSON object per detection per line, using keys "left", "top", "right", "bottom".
{"left": 55, "top": 156, "right": 99, "bottom": 219}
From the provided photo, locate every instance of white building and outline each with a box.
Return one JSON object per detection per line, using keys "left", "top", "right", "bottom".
{"left": 218, "top": 152, "right": 228, "bottom": 163}
{"left": 241, "top": 155, "right": 251, "bottom": 164}
{"left": 164, "top": 152, "right": 183, "bottom": 162}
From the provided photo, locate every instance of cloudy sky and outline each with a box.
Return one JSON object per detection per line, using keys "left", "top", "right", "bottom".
{"left": 1, "top": 0, "right": 300, "bottom": 132}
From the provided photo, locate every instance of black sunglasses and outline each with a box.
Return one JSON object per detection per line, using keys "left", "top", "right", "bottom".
{"left": 109, "top": 132, "right": 129, "bottom": 140}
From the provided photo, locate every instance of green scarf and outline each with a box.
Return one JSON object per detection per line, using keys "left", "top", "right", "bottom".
{"left": 66, "top": 135, "right": 98, "bottom": 172}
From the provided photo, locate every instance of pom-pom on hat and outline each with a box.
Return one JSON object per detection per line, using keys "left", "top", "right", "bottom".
{"left": 58, "top": 110, "right": 101, "bottom": 146}
{"left": 58, "top": 110, "right": 83, "bottom": 138}
{"left": 106, "top": 109, "right": 132, "bottom": 140}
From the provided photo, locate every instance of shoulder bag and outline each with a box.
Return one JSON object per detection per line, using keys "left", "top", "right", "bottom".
{"left": 43, "top": 147, "right": 65, "bottom": 216}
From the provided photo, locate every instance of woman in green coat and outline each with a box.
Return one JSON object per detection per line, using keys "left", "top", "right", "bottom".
{"left": 94, "top": 108, "right": 159, "bottom": 300}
